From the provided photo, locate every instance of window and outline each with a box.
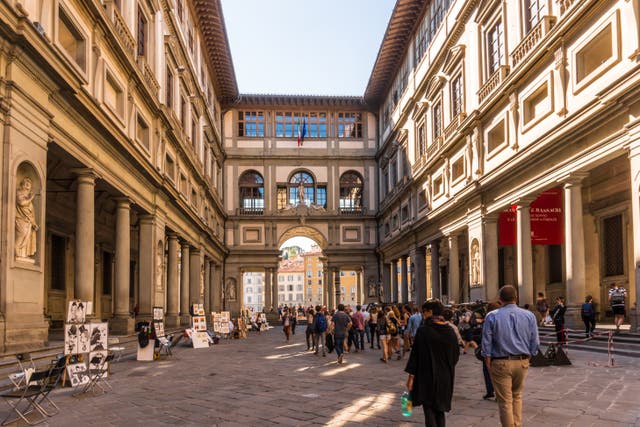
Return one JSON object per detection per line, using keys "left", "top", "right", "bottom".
{"left": 180, "top": 173, "right": 188, "bottom": 194}
{"left": 277, "top": 171, "right": 327, "bottom": 209}
{"left": 306, "top": 112, "right": 327, "bottom": 138}
{"left": 104, "top": 71, "right": 124, "bottom": 117}
{"left": 525, "top": 0, "right": 546, "bottom": 32}
{"left": 418, "top": 190, "right": 429, "bottom": 210}
{"left": 176, "top": 0, "right": 183, "bottom": 22}
{"left": 50, "top": 235, "right": 66, "bottom": 291}
{"left": 433, "top": 102, "right": 443, "bottom": 139}
{"left": 417, "top": 123, "right": 426, "bottom": 157}
{"left": 451, "top": 74, "right": 464, "bottom": 117}
{"left": 57, "top": 7, "right": 86, "bottom": 70}
{"left": 136, "top": 114, "right": 150, "bottom": 150}
{"left": 287, "top": 284, "right": 293, "bottom": 291}
{"left": 137, "top": 7, "right": 147, "bottom": 57}
{"left": 165, "top": 154, "right": 175, "bottom": 180}
{"left": 433, "top": 175, "right": 444, "bottom": 196}
{"left": 238, "top": 111, "right": 265, "bottom": 137}
{"left": 239, "top": 171, "right": 264, "bottom": 214}
{"left": 339, "top": 171, "right": 363, "bottom": 213}
{"left": 451, "top": 156, "right": 465, "bottom": 183}
{"left": 487, "top": 120, "right": 506, "bottom": 154}
{"left": 523, "top": 82, "right": 550, "bottom": 126}
{"left": 603, "top": 214, "right": 624, "bottom": 276}
{"left": 166, "top": 66, "right": 173, "bottom": 108}
{"left": 181, "top": 96, "right": 187, "bottom": 129}
{"left": 576, "top": 24, "right": 613, "bottom": 84}
{"left": 401, "top": 205, "right": 410, "bottom": 223}
{"left": 191, "top": 118, "right": 198, "bottom": 149}
{"left": 297, "top": 284, "right": 303, "bottom": 291}
{"left": 487, "top": 20, "right": 504, "bottom": 76}
{"left": 336, "top": 113, "right": 362, "bottom": 138}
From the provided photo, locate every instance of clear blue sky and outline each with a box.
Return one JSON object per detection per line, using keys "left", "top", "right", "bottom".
{"left": 220, "top": 0, "right": 395, "bottom": 96}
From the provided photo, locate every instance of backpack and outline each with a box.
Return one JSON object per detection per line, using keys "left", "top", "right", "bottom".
{"left": 315, "top": 313, "right": 327, "bottom": 333}
{"left": 581, "top": 303, "right": 594, "bottom": 317}
{"left": 386, "top": 318, "right": 398, "bottom": 336}
{"left": 610, "top": 290, "right": 625, "bottom": 305}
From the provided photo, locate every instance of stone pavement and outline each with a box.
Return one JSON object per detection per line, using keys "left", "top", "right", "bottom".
{"left": 12, "top": 328, "right": 640, "bottom": 426}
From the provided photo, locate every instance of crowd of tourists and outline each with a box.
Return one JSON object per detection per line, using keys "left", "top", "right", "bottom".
{"left": 274, "top": 281, "right": 628, "bottom": 426}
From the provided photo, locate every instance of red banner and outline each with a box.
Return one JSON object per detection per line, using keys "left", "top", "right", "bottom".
{"left": 498, "top": 188, "right": 564, "bottom": 246}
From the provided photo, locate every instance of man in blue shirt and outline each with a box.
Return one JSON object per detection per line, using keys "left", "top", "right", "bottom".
{"left": 407, "top": 306, "right": 422, "bottom": 344}
{"left": 482, "top": 285, "right": 539, "bottom": 427}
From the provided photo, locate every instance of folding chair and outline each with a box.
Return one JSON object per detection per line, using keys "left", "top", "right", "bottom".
{"left": 8, "top": 353, "right": 36, "bottom": 390}
{"left": 108, "top": 337, "right": 126, "bottom": 362}
{"left": 1, "top": 364, "right": 62, "bottom": 426}
{"left": 157, "top": 336, "right": 172, "bottom": 356}
{"left": 79, "top": 353, "right": 115, "bottom": 395}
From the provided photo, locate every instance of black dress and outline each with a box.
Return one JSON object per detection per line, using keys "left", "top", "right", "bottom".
{"left": 405, "top": 322, "right": 460, "bottom": 412}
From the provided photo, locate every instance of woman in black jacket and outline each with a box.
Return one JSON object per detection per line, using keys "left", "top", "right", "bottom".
{"left": 551, "top": 296, "right": 567, "bottom": 343}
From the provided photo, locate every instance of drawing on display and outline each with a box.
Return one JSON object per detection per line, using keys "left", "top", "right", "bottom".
{"left": 153, "top": 307, "right": 164, "bottom": 320}
{"left": 89, "top": 351, "right": 108, "bottom": 375}
{"left": 89, "top": 323, "right": 108, "bottom": 352}
{"left": 67, "top": 301, "right": 86, "bottom": 323}
{"left": 77, "top": 324, "right": 91, "bottom": 353}
{"left": 67, "top": 363, "right": 90, "bottom": 387}
{"left": 65, "top": 324, "right": 78, "bottom": 355}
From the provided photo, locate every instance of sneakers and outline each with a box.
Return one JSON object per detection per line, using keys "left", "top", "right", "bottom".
{"left": 483, "top": 394, "right": 495, "bottom": 400}
{"left": 380, "top": 357, "right": 387, "bottom": 363}
{"left": 338, "top": 354, "right": 344, "bottom": 364}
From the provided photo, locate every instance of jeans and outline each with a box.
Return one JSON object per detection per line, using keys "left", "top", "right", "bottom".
{"left": 313, "top": 331, "right": 326, "bottom": 355}
{"left": 370, "top": 324, "right": 379, "bottom": 348}
{"left": 356, "top": 330, "right": 365, "bottom": 350}
{"left": 365, "top": 324, "right": 371, "bottom": 343}
{"left": 582, "top": 316, "right": 596, "bottom": 336}
{"left": 305, "top": 326, "right": 315, "bottom": 349}
{"left": 334, "top": 335, "right": 346, "bottom": 358}
{"left": 490, "top": 358, "right": 530, "bottom": 427}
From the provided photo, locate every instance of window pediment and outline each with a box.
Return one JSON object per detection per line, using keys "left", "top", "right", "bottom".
{"left": 475, "top": 0, "right": 502, "bottom": 24}
{"left": 442, "top": 45, "right": 466, "bottom": 76}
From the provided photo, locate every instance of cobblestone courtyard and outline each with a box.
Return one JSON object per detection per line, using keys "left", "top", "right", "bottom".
{"left": 24, "top": 329, "right": 640, "bottom": 426}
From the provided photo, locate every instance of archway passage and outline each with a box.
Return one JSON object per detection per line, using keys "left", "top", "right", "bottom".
{"left": 278, "top": 226, "right": 328, "bottom": 251}
{"left": 278, "top": 236, "right": 324, "bottom": 312}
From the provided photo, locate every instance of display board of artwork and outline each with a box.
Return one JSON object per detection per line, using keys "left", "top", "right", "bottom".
{"left": 89, "top": 350, "right": 109, "bottom": 376}
{"left": 192, "top": 316, "right": 207, "bottom": 332}
{"left": 154, "top": 321, "right": 165, "bottom": 338}
{"left": 211, "top": 312, "right": 231, "bottom": 334}
{"left": 65, "top": 322, "right": 108, "bottom": 355}
{"left": 66, "top": 363, "right": 90, "bottom": 387}
{"left": 185, "top": 329, "right": 209, "bottom": 349}
{"left": 192, "top": 303, "right": 205, "bottom": 316}
{"left": 153, "top": 307, "right": 164, "bottom": 321}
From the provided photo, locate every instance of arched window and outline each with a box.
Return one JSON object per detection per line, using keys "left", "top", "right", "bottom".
{"left": 239, "top": 170, "right": 264, "bottom": 214}
{"left": 277, "top": 170, "right": 327, "bottom": 208}
{"left": 339, "top": 171, "right": 363, "bottom": 214}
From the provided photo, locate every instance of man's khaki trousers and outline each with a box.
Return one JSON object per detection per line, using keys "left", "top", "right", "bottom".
{"left": 490, "top": 358, "right": 530, "bottom": 427}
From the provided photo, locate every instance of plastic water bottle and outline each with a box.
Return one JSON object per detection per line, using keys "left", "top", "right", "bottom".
{"left": 401, "top": 391, "right": 412, "bottom": 417}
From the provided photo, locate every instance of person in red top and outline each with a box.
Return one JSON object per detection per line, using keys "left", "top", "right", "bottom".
{"left": 352, "top": 305, "right": 365, "bottom": 351}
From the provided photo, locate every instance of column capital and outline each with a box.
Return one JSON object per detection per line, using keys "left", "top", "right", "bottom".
{"left": 166, "top": 231, "right": 179, "bottom": 240}
{"left": 72, "top": 168, "right": 100, "bottom": 184}
{"left": 482, "top": 212, "right": 500, "bottom": 223}
{"left": 512, "top": 197, "right": 536, "bottom": 208}
{"left": 138, "top": 214, "right": 155, "bottom": 225}
{"left": 180, "top": 241, "right": 191, "bottom": 249}
{"left": 113, "top": 196, "right": 132, "bottom": 208}
{"left": 560, "top": 173, "right": 589, "bottom": 187}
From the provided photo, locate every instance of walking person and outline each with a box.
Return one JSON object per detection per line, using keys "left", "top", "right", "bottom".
{"left": 378, "top": 308, "right": 389, "bottom": 363}
{"left": 407, "top": 306, "right": 423, "bottom": 346}
{"left": 608, "top": 283, "right": 627, "bottom": 334}
{"left": 305, "top": 307, "right": 315, "bottom": 351}
{"left": 362, "top": 306, "right": 371, "bottom": 345}
{"left": 282, "top": 308, "right": 292, "bottom": 343}
{"left": 405, "top": 301, "right": 460, "bottom": 427}
{"left": 331, "top": 304, "right": 352, "bottom": 364}
{"left": 290, "top": 309, "right": 297, "bottom": 335}
{"left": 551, "top": 296, "right": 566, "bottom": 344}
{"left": 581, "top": 296, "right": 596, "bottom": 338}
{"left": 369, "top": 307, "right": 380, "bottom": 349}
{"left": 482, "top": 285, "right": 539, "bottom": 427}
{"left": 312, "top": 305, "right": 327, "bottom": 356}
{"left": 352, "top": 305, "right": 365, "bottom": 351}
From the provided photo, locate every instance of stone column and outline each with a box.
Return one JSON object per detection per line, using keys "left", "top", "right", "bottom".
{"left": 629, "top": 142, "right": 640, "bottom": 332}
{"left": 390, "top": 260, "right": 398, "bottom": 302}
{"left": 516, "top": 202, "right": 534, "bottom": 306}
{"left": 112, "top": 198, "right": 133, "bottom": 334}
{"left": 333, "top": 267, "right": 341, "bottom": 307}
{"left": 430, "top": 241, "right": 440, "bottom": 300}
{"left": 483, "top": 216, "right": 500, "bottom": 301}
{"left": 264, "top": 267, "right": 273, "bottom": 312}
{"left": 203, "top": 259, "right": 211, "bottom": 315}
{"left": 357, "top": 268, "right": 363, "bottom": 305}
{"left": 400, "top": 257, "right": 409, "bottom": 303}
{"left": 382, "top": 262, "right": 391, "bottom": 303}
{"left": 564, "top": 177, "right": 588, "bottom": 328}
{"left": 324, "top": 268, "right": 330, "bottom": 307}
{"left": 211, "top": 262, "right": 222, "bottom": 312}
{"left": 138, "top": 215, "right": 155, "bottom": 318}
{"left": 190, "top": 249, "right": 203, "bottom": 307}
{"left": 180, "top": 243, "right": 190, "bottom": 324}
{"left": 410, "top": 247, "right": 427, "bottom": 305}
{"left": 74, "top": 170, "right": 97, "bottom": 303}
{"left": 448, "top": 235, "right": 460, "bottom": 304}
{"left": 165, "top": 233, "right": 180, "bottom": 326}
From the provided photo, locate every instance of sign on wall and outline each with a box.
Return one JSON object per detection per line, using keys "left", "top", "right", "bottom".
{"left": 499, "top": 188, "right": 564, "bottom": 246}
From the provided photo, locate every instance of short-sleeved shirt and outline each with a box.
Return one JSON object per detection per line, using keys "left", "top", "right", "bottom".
{"left": 332, "top": 311, "right": 351, "bottom": 338}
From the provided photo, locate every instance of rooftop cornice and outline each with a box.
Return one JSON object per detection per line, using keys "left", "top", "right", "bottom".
{"left": 231, "top": 93, "right": 368, "bottom": 109}
{"left": 193, "top": 0, "right": 239, "bottom": 103}
{"left": 363, "top": 0, "right": 427, "bottom": 107}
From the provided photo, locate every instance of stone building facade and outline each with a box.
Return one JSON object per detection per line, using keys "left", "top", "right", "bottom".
{"left": 1, "top": 0, "right": 640, "bottom": 350}
{"left": 369, "top": 0, "right": 640, "bottom": 327}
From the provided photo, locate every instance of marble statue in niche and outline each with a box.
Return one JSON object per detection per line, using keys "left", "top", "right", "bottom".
{"left": 15, "top": 177, "right": 38, "bottom": 260}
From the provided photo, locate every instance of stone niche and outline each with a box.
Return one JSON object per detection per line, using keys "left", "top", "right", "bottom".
{"left": 14, "top": 162, "right": 42, "bottom": 265}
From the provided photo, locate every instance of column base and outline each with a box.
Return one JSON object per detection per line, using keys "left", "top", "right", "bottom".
{"left": 110, "top": 316, "right": 135, "bottom": 335}
{"left": 563, "top": 306, "right": 585, "bottom": 331}
{"left": 180, "top": 315, "right": 191, "bottom": 327}
{"left": 165, "top": 314, "right": 181, "bottom": 327}
{"left": 629, "top": 306, "right": 640, "bottom": 333}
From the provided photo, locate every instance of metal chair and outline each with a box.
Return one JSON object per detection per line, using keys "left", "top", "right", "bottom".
{"left": 108, "top": 337, "right": 126, "bottom": 362}
{"left": 79, "top": 353, "right": 115, "bottom": 395}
